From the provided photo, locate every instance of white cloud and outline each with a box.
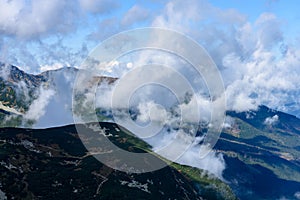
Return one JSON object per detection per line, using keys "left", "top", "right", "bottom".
{"left": 255, "top": 13, "right": 283, "bottom": 49}
{"left": 222, "top": 116, "right": 235, "bottom": 128}
{"left": 178, "top": 94, "right": 211, "bottom": 123}
{"left": 40, "top": 63, "right": 64, "bottom": 73}
{"left": 147, "top": 0, "right": 300, "bottom": 117}
{"left": 152, "top": 0, "right": 202, "bottom": 32}
{"left": 95, "top": 80, "right": 115, "bottom": 108}
{"left": 126, "top": 62, "right": 133, "bottom": 69}
{"left": 136, "top": 101, "right": 168, "bottom": 124}
{"left": 178, "top": 144, "right": 226, "bottom": 179}
{"left": 24, "top": 86, "right": 55, "bottom": 121}
{"left": 121, "top": 5, "right": 149, "bottom": 27}
{"left": 295, "top": 191, "right": 300, "bottom": 200}
{"left": 0, "top": 63, "right": 11, "bottom": 80}
{"left": 145, "top": 128, "right": 226, "bottom": 178}
{"left": 264, "top": 115, "right": 279, "bottom": 126}
{"left": 0, "top": 0, "right": 77, "bottom": 38}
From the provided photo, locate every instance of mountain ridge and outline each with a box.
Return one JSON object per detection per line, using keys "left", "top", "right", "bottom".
{"left": 1, "top": 63, "right": 300, "bottom": 199}
{"left": 0, "top": 121, "right": 236, "bottom": 200}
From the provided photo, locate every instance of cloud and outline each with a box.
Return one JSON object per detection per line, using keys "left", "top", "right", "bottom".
{"left": 0, "top": 0, "right": 88, "bottom": 73}
{"left": 40, "top": 63, "right": 64, "bottom": 73}
{"left": 24, "top": 86, "right": 55, "bottom": 121}
{"left": 154, "top": 1, "right": 299, "bottom": 116}
{"left": 87, "top": 17, "right": 121, "bottom": 41}
{"left": 20, "top": 68, "right": 78, "bottom": 128}
{"left": 83, "top": 0, "right": 300, "bottom": 178}
{"left": 144, "top": 127, "right": 225, "bottom": 178}
{"left": 221, "top": 40, "right": 300, "bottom": 115}
{"left": 178, "top": 94, "right": 211, "bottom": 123}
{"left": 264, "top": 114, "right": 279, "bottom": 126}
{"left": 222, "top": 116, "right": 235, "bottom": 128}
{"left": 95, "top": 79, "right": 116, "bottom": 108}
{"left": 0, "top": 63, "right": 11, "bottom": 80}
{"left": 0, "top": 0, "right": 78, "bottom": 39}
{"left": 146, "top": 0, "right": 300, "bottom": 117}
{"left": 79, "top": 0, "right": 119, "bottom": 14}
{"left": 121, "top": 5, "right": 149, "bottom": 27}
{"left": 0, "top": 36, "right": 89, "bottom": 74}
{"left": 255, "top": 13, "right": 283, "bottom": 49}
{"left": 152, "top": 0, "right": 202, "bottom": 32}
{"left": 178, "top": 144, "right": 226, "bottom": 179}
{"left": 295, "top": 192, "right": 300, "bottom": 200}
{"left": 152, "top": 0, "right": 246, "bottom": 34}
{"left": 136, "top": 101, "right": 168, "bottom": 124}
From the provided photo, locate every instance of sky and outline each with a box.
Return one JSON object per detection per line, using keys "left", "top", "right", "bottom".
{"left": 0, "top": 0, "right": 298, "bottom": 72}
{"left": 0, "top": 0, "right": 300, "bottom": 117}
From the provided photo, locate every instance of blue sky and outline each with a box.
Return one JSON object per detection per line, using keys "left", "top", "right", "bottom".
{"left": 0, "top": 0, "right": 298, "bottom": 72}
{"left": 1, "top": 0, "right": 300, "bottom": 116}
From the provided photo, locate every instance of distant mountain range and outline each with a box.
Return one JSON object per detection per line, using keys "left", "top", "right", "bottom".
{"left": 0, "top": 63, "right": 300, "bottom": 199}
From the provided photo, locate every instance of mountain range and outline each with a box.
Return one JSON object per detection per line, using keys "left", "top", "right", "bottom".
{"left": 0, "top": 63, "right": 300, "bottom": 199}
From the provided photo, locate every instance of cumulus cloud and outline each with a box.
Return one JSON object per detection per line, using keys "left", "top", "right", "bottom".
{"left": 152, "top": 0, "right": 202, "bottom": 31}
{"left": 146, "top": 0, "right": 300, "bottom": 118}
{"left": 255, "top": 13, "right": 283, "bottom": 49}
{"left": 264, "top": 114, "right": 279, "bottom": 126}
{"left": 0, "top": 0, "right": 78, "bottom": 38}
{"left": 0, "top": 1, "right": 86, "bottom": 72}
{"left": 136, "top": 101, "right": 168, "bottom": 124}
{"left": 222, "top": 43, "right": 300, "bottom": 115}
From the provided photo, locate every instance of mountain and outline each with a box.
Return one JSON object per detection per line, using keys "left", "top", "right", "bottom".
{"left": 0, "top": 122, "right": 236, "bottom": 200}
{"left": 218, "top": 106, "right": 300, "bottom": 200}
{"left": 0, "top": 63, "right": 43, "bottom": 127}
{"left": 0, "top": 63, "right": 42, "bottom": 112}
{"left": 0, "top": 63, "right": 117, "bottom": 128}
{"left": 1, "top": 64, "right": 300, "bottom": 199}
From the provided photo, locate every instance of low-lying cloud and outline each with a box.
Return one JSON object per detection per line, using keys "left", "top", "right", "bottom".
{"left": 264, "top": 114, "right": 279, "bottom": 126}
{"left": 24, "top": 86, "right": 55, "bottom": 121}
